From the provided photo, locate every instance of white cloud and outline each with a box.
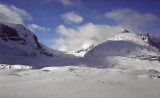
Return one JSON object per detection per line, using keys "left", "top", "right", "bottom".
{"left": 0, "top": 4, "right": 32, "bottom": 24}
{"left": 28, "top": 24, "right": 51, "bottom": 32}
{"left": 53, "top": 23, "right": 123, "bottom": 52}
{"left": 57, "top": 0, "right": 74, "bottom": 6}
{"left": 61, "top": 12, "right": 83, "bottom": 24}
{"left": 105, "top": 8, "right": 160, "bottom": 31}
{"left": 56, "top": 0, "right": 82, "bottom": 7}
{"left": 10, "top": 5, "right": 32, "bottom": 21}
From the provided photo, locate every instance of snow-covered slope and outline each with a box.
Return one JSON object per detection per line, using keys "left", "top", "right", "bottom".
{"left": 84, "top": 32, "right": 160, "bottom": 70}
{"left": 0, "top": 23, "right": 54, "bottom": 57}
{"left": 0, "top": 23, "right": 79, "bottom": 68}
{"left": 85, "top": 33, "right": 159, "bottom": 57}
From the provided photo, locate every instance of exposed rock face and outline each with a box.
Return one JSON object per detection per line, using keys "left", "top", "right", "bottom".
{"left": 32, "top": 34, "right": 41, "bottom": 49}
{"left": 122, "top": 29, "right": 130, "bottom": 33}
{"left": 139, "top": 32, "right": 160, "bottom": 51}
{"left": 0, "top": 23, "right": 53, "bottom": 57}
{"left": 0, "top": 24, "right": 25, "bottom": 44}
{"left": 147, "top": 34, "right": 160, "bottom": 51}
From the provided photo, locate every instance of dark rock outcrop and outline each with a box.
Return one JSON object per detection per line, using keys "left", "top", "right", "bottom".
{"left": 0, "top": 24, "right": 26, "bottom": 44}
{"left": 139, "top": 32, "right": 160, "bottom": 51}
{"left": 147, "top": 34, "right": 160, "bottom": 51}
{"left": 33, "top": 34, "right": 41, "bottom": 49}
{"left": 122, "top": 29, "right": 130, "bottom": 33}
{"left": 0, "top": 23, "right": 53, "bottom": 57}
{"left": 75, "top": 45, "right": 95, "bottom": 53}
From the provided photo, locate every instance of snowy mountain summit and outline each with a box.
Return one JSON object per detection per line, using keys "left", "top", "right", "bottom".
{"left": 122, "top": 29, "right": 130, "bottom": 33}
{"left": 85, "top": 33, "right": 159, "bottom": 58}
{"left": 84, "top": 32, "right": 160, "bottom": 70}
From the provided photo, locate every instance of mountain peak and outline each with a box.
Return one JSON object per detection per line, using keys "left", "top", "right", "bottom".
{"left": 122, "top": 29, "right": 130, "bottom": 33}
{"left": 0, "top": 23, "right": 53, "bottom": 57}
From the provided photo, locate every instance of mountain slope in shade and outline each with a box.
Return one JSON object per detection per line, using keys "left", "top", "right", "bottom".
{"left": 0, "top": 23, "right": 79, "bottom": 68}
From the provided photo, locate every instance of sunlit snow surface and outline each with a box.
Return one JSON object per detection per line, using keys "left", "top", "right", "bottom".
{"left": 0, "top": 66, "right": 160, "bottom": 98}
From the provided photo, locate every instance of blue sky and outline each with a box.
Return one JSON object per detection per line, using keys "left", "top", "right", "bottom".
{"left": 0, "top": 0, "right": 160, "bottom": 51}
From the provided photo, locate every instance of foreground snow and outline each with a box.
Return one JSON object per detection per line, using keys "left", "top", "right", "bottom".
{"left": 0, "top": 66, "right": 160, "bottom": 98}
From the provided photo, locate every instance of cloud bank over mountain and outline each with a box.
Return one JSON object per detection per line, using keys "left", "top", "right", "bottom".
{"left": 53, "top": 23, "right": 123, "bottom": 51}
